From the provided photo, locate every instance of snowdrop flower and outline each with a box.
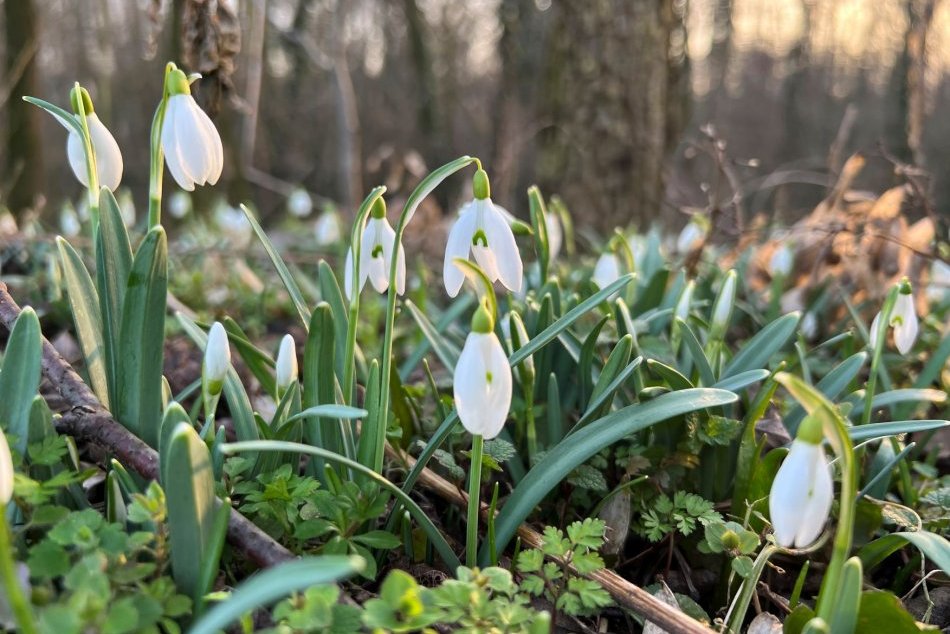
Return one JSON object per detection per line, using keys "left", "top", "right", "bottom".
{"left": 0, "top": 427, "right": 12, "bottom": 504}
{"left": 454, "top": 305, "right": 512, "bottom": 440}
{"left": 314, "top": 208, "right": 343, "bottom": 246}
{"left": 160, "top": 67, "right": 223, "bottom": 191}
{"left": 203, "top": 322, "right": 231, "bottom": 396}
{"left": 60, "top": 201, "right": 81, "bottom": 238}
{"left": 674, "top": 280, "right": 695, "bottom": 323}
{"left": 215, "top": 201, "right": 251, "bottom": 246}
{"left": 545, "top": 209, "right": 563, "bottom": 260}
{"left": 168, "top": 191, "right": 192, "bottom": 219}
{"left": 61, "top": 87, "right": 123, "bottom": 191}
{"left": 275, "top": 334, "right": 298, "bottom": 392}
{"left": 444, "top": 169, "right": 523, "bottom": 298}
{"left": 592, "top": 252, "right": 621, "bottom": 289}
{"left": 344, "top": 197, "right": 405, "bottom": 299}
{"left": 926, "top": 260, "right": 950, "bottom": 303}
{"left": 676, "top": 218, "right": 707, "bottom": 254}
{"left": 869, "top": 279, "right": 918, "bottom": 355}
{"left": 287, "top": 188, "right": 313, "bottom": 218}
{"left": 769, "top": 243, "right": 794, "bottom": 277}
{"left": 710, "top": 269, "right": 737, "bottom": 336}
{"left": 801, "top": 312, "right": 818, "bottom": 340}
{"left": 769, "top": 416, "right": 833, "bottom": 548}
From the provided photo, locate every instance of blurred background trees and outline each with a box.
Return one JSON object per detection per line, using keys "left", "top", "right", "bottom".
{"left": 1, "top": 0, "right": 948, "bottom": 234}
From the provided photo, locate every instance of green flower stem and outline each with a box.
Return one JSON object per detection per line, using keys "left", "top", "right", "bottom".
{"left": 863, "top": 286, "right": 898, "bottom": 427}
{"left": 525, "top": 382, "right": 538, "bottom": 461}
{"left": 466, "top": 433, "right": 484, "bottom": 567}
{"left": 373, "top": 156, "right": 479, "bottom": 473}
{"left": 0, "top": 513, "right": 38, "bottom": 634}
{"left": 723, "top": 543, "right": 778, "bottom": 634}
{"left": 148, "top": 100, "right": 167, "bottom": 229}
{"left": 72, "top": 82, "right": 100, "bottom": 239}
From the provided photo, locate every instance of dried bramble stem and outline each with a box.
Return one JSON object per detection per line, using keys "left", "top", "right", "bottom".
{"left": 0, "top": 282, "right": 293, "bottom": 569}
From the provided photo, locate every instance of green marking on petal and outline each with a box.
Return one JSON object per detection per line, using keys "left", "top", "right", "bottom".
{"left": 372, "top": 245, "right": 384, "bottom": 258}
{"left": 472, "top": 230, "right": 489, "bottom": 248}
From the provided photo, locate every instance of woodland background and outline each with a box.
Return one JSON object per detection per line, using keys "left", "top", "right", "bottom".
{"left": 2, "top": 0, "right": 949, "bottom": 234}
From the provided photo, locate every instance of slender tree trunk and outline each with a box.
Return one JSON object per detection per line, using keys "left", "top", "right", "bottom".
{"left": 904, "top": 0, "right": 936, "bottom": 167}
{"left": 538, "top": 0, "right": 688, "bottom": 232}
{"left": 332, "top": 0, "right": 362, "bottom": 213}
{"left": 4, "top": 0, "right": 44, "bottom": 217}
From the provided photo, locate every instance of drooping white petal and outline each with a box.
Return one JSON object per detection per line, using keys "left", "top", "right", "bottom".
{"left": 203, "top": 322, "right": 231, "bottom": 386}
{"left": 161, "top": 98, "right": 196, "bottom": 191}
{"left": 794, "top": 448, "right": 833, "bottom": 547}
{"left": 175, "top": 97, "right": 215, "bottom": 186}
{"left": 344, "top": 248, "right": 355, "bottom": 300}
{"left": 443, "top": 203, "right": 478, "bottom": 297}
{"left": 194, "top": 101, "right": 224, "bottom": 185}
{"left": 0, "top": 427, "right": 13, "bottom": 504}
{"left": 87, "top": 114, "right": 123, "bottom": 191}
{"left": 454, "top": 332, "right": 512, "bottom": 439}
{"left": 276, "top": 334, "right": 298, "bottom": 391}
{"left": 592, "top": 253, "right": 620, "bottom": 289}
{"left": 768, "top": 440, "right": 814, "bottom": 547}
{"left": 892, "top": 292, "right": 918, "bottom": 355}
{"left": 472, "top": 244, "right": 502, "bottom": 282}
{"left": 482, "top": 200, "right": 523, "bottom": 293}
{"left": 67, "top": 129, "right": 90, "bottom": 188}
{"left": 677, "top": 221, "right": 704, "bottom": 253}
{"left": 545, "top": 211, "right": 563, "bottom": 260}
{"left": 363, "top": 218, "right": 389, "bottom": 293}
{"left": 869, "top": 312, "right": 882, "bottom": 350}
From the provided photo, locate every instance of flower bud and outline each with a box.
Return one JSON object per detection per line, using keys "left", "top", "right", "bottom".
{"left": 203, "top": 322, "right": 231, "bottom": 396}
{"left": 710, "top": 270, "right": 737, "bottom": 337}
{"left": 275, "top": 334, "right": 298, "bottom": 392}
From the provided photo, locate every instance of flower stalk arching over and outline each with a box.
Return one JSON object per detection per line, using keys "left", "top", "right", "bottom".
{"left": 443, "top": 169, "right": 524, "bottom": 297}
{"left": 344, "top": 197, "right": 405, "bottom": 299}
{"left": 160, "top": 68, "right": 224, "bottom": 192}
{"left": 768, "top": 416, "right": 834, "bottom": 548}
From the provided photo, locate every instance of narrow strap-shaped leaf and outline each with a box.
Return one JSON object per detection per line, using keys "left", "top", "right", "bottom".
{"left": 722, "top": 312, "right": 800, "bottom": 379}
{"left": 317, "top": 260, "right": 349, "bottom": 382}
{"left": 399, "top": 295, "right": 472, "bottom": 380}
{"left": 115, "top": 227, "right": 167, "bottom": 447}
{"left": 0, "top": 305, "right": 43, "bottom": 452}
{"left": 484, "top": 388, "right": 738, "bottom": 562}
{"left": 405, "top": 300, "right": 461, "bottom": 371}
{"left": 785, "top": 351, "right": 867, "bottom": 435}
{"left": 848, "top": 419, "right": 948, "bottom": 442}
{"left": 241, "top": 204, "right": 311, "bottom": 328}
{"left": 96, "top": 188, "right": 133, "bottom": 404}
{"left": 676, "top": 317, "right": 716, "bottom": 387}
{"left": 712, "top": 369, "right": 769, "bottom": 392}
{"left": 222, "top": 317, "right": 277, "bottom": 397}
{"left": 158, "top": 402, "right": 192, "bottom": 486}
{"left": 849, "top": 388, "right": 947, "bottom": 420}
{"left": 285, "top": 404, "right": 367, "bottom": 423}
{"left": 647, "top": 358, "right": 694, "bottom": 391}
{"left": 56, "top": 238, "right": 109, "bottom": 406}
{"left": 577, "top": 356, "right": 643, "bottom": 427}
{"left": 858, "top": 531, "right": 950, "bottom": 574}
{"left": 302, "top": 303, "right": 344, "bottom": 459}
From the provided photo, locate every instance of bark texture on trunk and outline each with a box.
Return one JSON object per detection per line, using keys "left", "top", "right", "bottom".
{"left": 538, "top": 0, "right": 688, "bottom": 232}
{"left": 4, "top": 0, "right": 44, "bottom": 217}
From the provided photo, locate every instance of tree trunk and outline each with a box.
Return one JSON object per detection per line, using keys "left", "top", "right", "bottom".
{"left": 538, "top": 0, "right": 688, "bottom": 233}
{"left": 4, "top": 0, "right": 44, "bottom": 217}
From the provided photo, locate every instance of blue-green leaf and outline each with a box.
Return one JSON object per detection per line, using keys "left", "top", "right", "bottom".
{"left": 0, "top": 307, "right": 42, "bottom": 453}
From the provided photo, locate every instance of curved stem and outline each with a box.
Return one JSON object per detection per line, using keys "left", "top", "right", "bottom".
{"left": 0, "top": 513, "right": 38, "bottom": 634}
{"left": 372, "top": 156, "right": 478, "bottom": 473}
{"left": 863, "top": 286, "right": 897, "bottom": 426}
{"left": 73, "top": 83, "right": 100, "bottom": 240}
{"left": 466, "top": 434, "right": 484, "bottom": 567}
{"left": 148, "top": 101, "right": 167, "bottom": 229}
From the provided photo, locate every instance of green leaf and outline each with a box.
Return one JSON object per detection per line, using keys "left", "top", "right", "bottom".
{"left": 241, "top": 204, "right": 311, "bottom": 328}
{"left": 223, "top": 440, "right": 461, "bottom": 571}
{"left": 0, "top": 306, "right": 42, "bottom": 453}
{"left": 826, "top": 557, "right": 862, "bottom": 634}
{"left": 849, "top": 420, "right": 948, "bottom": 443}
{"left": 849, "top": 389, "right": 947, "bottom": 420}
{"left": 23, "top": 96, "right": 84, "bottom": 135}
{"left": 722, "top": 312, "right": 800, "bottom": 379}
{"left": 711, "top": 369, "right": 769, "bottom": 393}
{"left": 56, "top": 238, "right": 109, "bottom": 406}
{"left": 222, "top": 317, "right": 277, "bottom": 397}
{"left": 675, "top": 317, "right": 716, "bottom": 387}
{"left": 484, "top": 388, "right": 737, "bottom": 562}
{"left": 165, "top": 423, "right": 218, "bottom": 603}
{"left": 115, "top": 227, "right": 167, "bottom": 447}
{"left": 317, "top": 260, "right": 350, "bottom": 383}
{"left": 285, "top": 405, "right": 367, "bottom": 424}
{"left": 731, "top": 556, "right": 754, "bottom": 578}
{"left": 856, "top": 590, "right": 939, "bottom": 633}
{"left": 353, "top": 530, "right": 401, "bottom": 549}
{"left": 405, "top": 300, "right": 461, "bottom": 371}
{"left": 302, "top": 303, "right": 346, "bottom": 463}
{"left": 857, "top": 530, "right": 950, "bottom": 575}
{"left": 188, "top": 556, "right": 364, "bottom": 634}
{"left": 647, "top": 358, "right": 693, "bottom": 391}
{"left": 785, "top": 351, "right": 867, "bottom": 435}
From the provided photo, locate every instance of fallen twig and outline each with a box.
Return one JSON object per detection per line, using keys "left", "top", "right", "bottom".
{"left": 0, "top": 282, "right": 294, "bottom": 569}
{"left": 385, "top": 445, "right": 715, "bottom": 634}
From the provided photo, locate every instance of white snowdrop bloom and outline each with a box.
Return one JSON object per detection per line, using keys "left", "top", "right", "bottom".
{"left": 60, "top": 201, "right": 81, "bottom": 238}
{"left": 674, "top": 280, "right": 695, "bottom": 323}
{"left": 287, "top": 188, "right": 313, "bottom": 218}
{"left": 203, "top": 322, "right": 231, "bottom": 395}
{"left": 314, "top": 209, "right": 343, "bottom": 246}
{"left": 344, "top": 199, "right": 405, "bottom": 299}
{"left": 168, "top": 191, "right": 192, "bottom": 219}
{"left": 0, "top": 426, "right": 13, "bottom": 504}
{"left": 214, "top": 202, "right": 251, "bottom": 246}
{"left": 454, "top": 308, "right": 512, "bottom": 440}
{"left": 627, "top": 234, "right": 648, "bottom": 273}
{"left": 769, "top": 417, "right": 833, "bottom": 548}
{"left": 869, "top": 282, "right": 918, "bottom": 355}
{"left": 769, "top": 243, "right": 794, "bottom": 277}
{"left": 160, "top": 68, "right": 223, "bottom": 191}
{"left": 801, "top": 312, "right": 818, "bottom": 340}
{"left": 676, "top": 219, "right": 706, "bottom": 254}
{"left": 60, "top": 89, "right": 123, "bottom": 192}
{"left": 592, "top": 252, "right": 621, "bottom": 289}
{"left": 275, "top": 334, "right": 298, "bottom": 392}
{"left": 926, "top": 260, "right": 950, "bottom": 302}
{"left": 443, "top": 169, "right": 523, "bottom": 298}
{"left": 711, "top": 270, "right": 737, "bottom": 334}
{"left": 545, "top": 209, "right": 563, "bottom": 260}
{"left": 117, "top": 189, "right": 136, "bottom": 227}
